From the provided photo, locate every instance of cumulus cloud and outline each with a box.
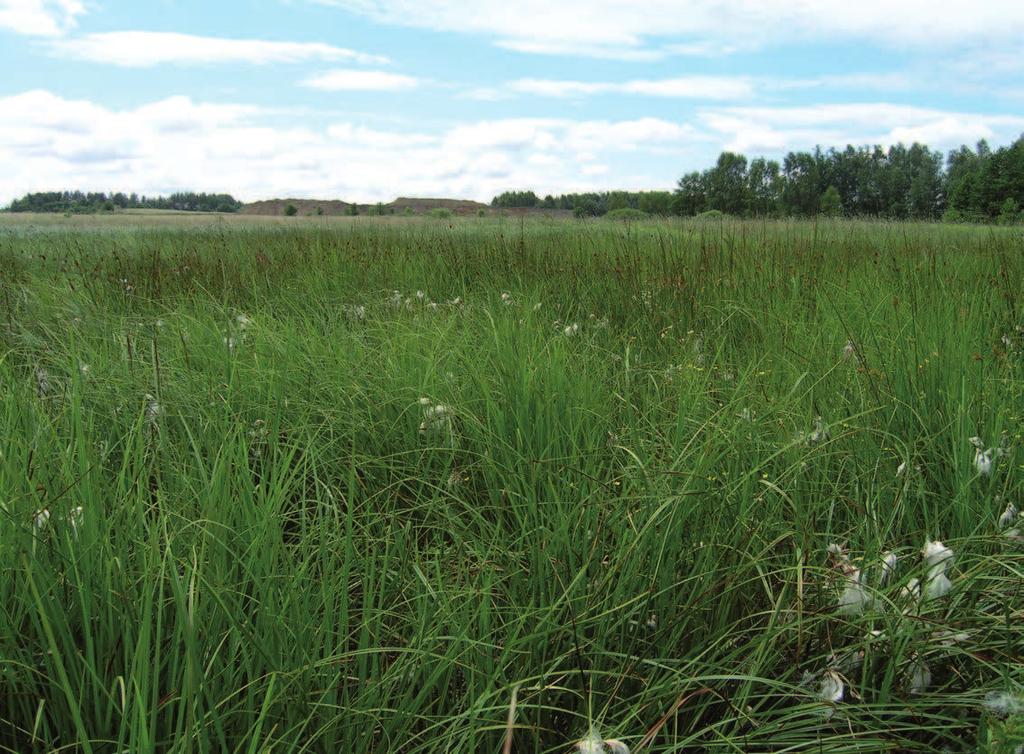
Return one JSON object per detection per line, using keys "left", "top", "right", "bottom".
{"left": 510, "top": 76, "right": 753, "bottom": 99}
{"left": 699, "top": 103, "right": 1024, "bottom": 154}
{"left": 318, "top": 0, "right": 1024, "bottom": 58}
{"left": 0, "top": 0, "right": 83, "bottom": 36}
{"left": 301, "top": 69, "right": 418, "bottom": 91}
{"left": 3, "top": 90, "right": 1021, "bottom": 207}
{"left": 51, "top": 31, "right": 388, "bottom": 67}
{"left": 0, "top": 90, "right": 697, "bottom": 204}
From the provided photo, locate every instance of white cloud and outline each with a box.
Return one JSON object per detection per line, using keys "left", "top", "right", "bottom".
{"left": 699, "top": 103, "right": 1024, "bottom": 154}
{"left": 51, "top": 31, "right": 388, "bottom": 67}
{"left": 511, "top": 76, "right": 753, "bottom": 99}
{"left": 4, "top": 91, "right": 1022, "bottom": 208}
{"left": 318, "top": 0, "right": 1024, "bottom": 58}
{"left": 0, "top": 90, "right": 699, "bottom": 204}
{"left": 302, "top": 69, "right": 418, "bottom": 91}
{"left": 0, "top": 0, "right": 83, "bottom": 36}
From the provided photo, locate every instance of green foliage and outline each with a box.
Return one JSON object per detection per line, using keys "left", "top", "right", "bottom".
{"left": 7, "top": 190, "right": 242, "bottom": 213}
{"left": 696, "top": 208, "right": 725, "bottom": 219}
{"left": 0, "top": 217, "right": 1021, "bottom": 752}
{"left": 998, "top": 198, "right": 1021, "bottom": 225}
{"left": 605, "top": 207, "right": 648, "bottom": 220}
{"left": 284, "top": 203, "right": 298, "bottom": 216}
{"left": 820, "top": 185, "right": 843, "bottom": 216}
{"left": 491, "top": 190, "right": 539, "bottom": 208}
{"left": 428, "top": 207, "right": 453, "bottom": 218}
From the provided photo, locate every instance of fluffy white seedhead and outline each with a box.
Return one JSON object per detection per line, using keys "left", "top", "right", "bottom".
{"left": 500, "top": 291, "right": 513, "bottom": 305}
{"left": 842, "top": 341, "right": 857, "bottom": 360}
{"left": 924, "top": 571, "right": 952, "bottom": 600}
{"left": 975, "top": 449, "right": 993, "bottom": 476}
{"left": 880, "top": 551, "right": 898, "bottom": 585}
{"left": 968, "top": 436, "right": 985, "bottom": 450}
{"left": 896, "top": 461, "right": 907, "bottom": 477}
{"left": 33, "top": 508, "right": 50, "bottom": 530}
{"left": 564, "top": 323, "right": 580, "bottom": 337}
{"left": 899, "top": 577, "right": 921, "bottom": 605}
{"left": 418, "top": 401, "right": 453, "bottom": 436}
{"left": 984, "top": 692, "right": 1024, "bottom": 718}
{"left": 998, "top": 502, "right": 1019, "bottom": 529}
{"left": 921, "top": 540, "right": 954, "bottom": 600}
{"left": 922, "top": 540, "right": 954, "bottom": 569}
{"left": 814, "top": 670, "right": 844, "bottom": 719}
{"left": 344, "top": 304, "right": 366, "bottom": 321}
{"left": 576, "top": 727, "right": 629, "bottom": 754}
{"left": 838, "top": 569, "right": 870, "bottom": 615}
{"left": 907, "top": 657, "right": 931, "bottom": 694}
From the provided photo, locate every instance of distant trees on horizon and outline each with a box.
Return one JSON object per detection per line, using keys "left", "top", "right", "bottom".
{"left": 5, "top": 191, "right": 243, "bottom": 214}
{"left": 493, "top": 134, "right": 1024, "bottom": 223}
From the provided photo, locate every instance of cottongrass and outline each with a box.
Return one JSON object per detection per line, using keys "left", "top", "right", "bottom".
{"left": 418, "top": 398, "right": 453, "bottom": 436}
{"left": 922, "top": 540, "right": 954, "bottom": 600}
{"left": 984, "top": 691, "right": 1024, "bottom": 718}
{"left": 575, "top": 726, "right": 629, "bottom": 754}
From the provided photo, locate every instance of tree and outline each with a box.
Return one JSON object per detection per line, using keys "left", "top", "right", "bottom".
{"left": 782, "top": 151, "right": 821, "bottom": 216}
{"left": 706, "top": 152, "right": 749, "bottom": 215}
{"left": 284, "top": 203, "right": 298, "bottom": 216}
{"left": 820, "top": 186, "right": 842, "bottom": 216}
{"left": 998, "top": 197, "right": 1021, "bottom": 225}
{"left": 747, "top": 158, "right": 781, "bottom": 216}
{"left": 673, "top": 171, "right": 707, "bottom": 216}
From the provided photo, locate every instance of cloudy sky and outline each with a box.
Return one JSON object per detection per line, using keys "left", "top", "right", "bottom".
{"left": 1, "top": 0, "right": 1022, "bottom": 204}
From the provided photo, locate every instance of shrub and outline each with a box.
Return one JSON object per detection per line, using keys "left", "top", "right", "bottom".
{"left": 998, "top": 198, "right": 1021, "bottom": 226}
{"left": 696, "top": 209, "right": 726, "bottom": 220}
{"left": 429, "top": 208, "right": 453, "bottom": 219}
{"left": 605, "top": 208, "right": 648, "bottom": 221}
{"left": 284, "top": 203, "right": 298, "bottom": 217}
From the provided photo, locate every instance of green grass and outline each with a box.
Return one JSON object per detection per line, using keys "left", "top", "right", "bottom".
{"left": 0, "top": 215, "right": 1022, "bottom": 752}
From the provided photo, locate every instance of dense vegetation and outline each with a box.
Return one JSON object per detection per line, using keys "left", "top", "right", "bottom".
{"left": 494, "top": 135, "right": 1024, "bottom": 222}
{"left": 5, "top": 190, "right": 243, "bottom": 214}
{"left": 0, "top": 216, "right": 1022, "bottom": 752}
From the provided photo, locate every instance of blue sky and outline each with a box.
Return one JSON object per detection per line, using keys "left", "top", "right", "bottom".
{"left": 1, "top": 0, "right": 1022, "bottom": 203}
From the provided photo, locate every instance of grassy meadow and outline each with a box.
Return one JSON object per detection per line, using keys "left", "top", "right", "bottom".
{"left": 0, "top": 214, "right": 1022, "bottom": 752}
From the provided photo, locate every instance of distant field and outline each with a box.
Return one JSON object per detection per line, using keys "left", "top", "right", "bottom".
{"left": 0, "top": 216, "right": 1021, "bottom": 752}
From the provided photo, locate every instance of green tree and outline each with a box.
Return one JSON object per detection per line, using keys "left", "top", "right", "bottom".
{"left": 284, "top": 203, "right": 298, "bottom": 216}
{"left": 820, "top": 186, "right": 842, "bottom": 216}
{"left": 706, "top": 152, "right": 749, "bottom": 215}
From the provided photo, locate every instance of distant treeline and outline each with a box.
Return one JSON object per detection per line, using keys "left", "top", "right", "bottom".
{"left": 493, "top": 135, "right": 1024, "bottom": 222}
{"left": 6, "top": 191, "right": 243, "bottom": 214}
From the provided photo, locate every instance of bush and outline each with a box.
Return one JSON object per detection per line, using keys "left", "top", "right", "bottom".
{"left": 696, "top": 209, "right": 726, "bottom": 220}
{"left": 476, "top": 209, "right": 487, "bottom": 218}
{"left": 284, "top": 204, "right": 298, "bottom": 217}
{"left": 605, "top": 208, "right": 648, "bottom": 221}
{"left": 429, "top": 208, "right": 453, "bottom": 219}
{"left": 998, "top": 198, "right": 1021, "bottom": 226}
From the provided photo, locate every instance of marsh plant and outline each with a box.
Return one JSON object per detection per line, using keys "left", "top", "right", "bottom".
{"left": 0, "top": 216, "right": 1021, "bottom": 752}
